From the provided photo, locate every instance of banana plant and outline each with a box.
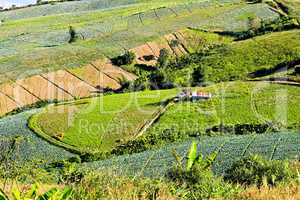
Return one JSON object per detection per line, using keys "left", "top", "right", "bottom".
{"left": 0, "top": 184, "right": 73, "bottom": 200}
{"left": 172, "top": 141, "right": 218, "bottom": 172}
{"left": 186, "top": 141, "right": 217, "bottom": 172}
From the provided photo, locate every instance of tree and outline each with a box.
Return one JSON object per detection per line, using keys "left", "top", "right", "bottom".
{"left": 68, "top": 26, "right": 77, "bottom": 43}
{"left": 111, "top": 51, "right": 136, "bottom": 66}
{"left": 192, "top": 67, "right": 205, "bottom": 86}
{"left": 157, "top": 48, "right": 170, "bottom": 67}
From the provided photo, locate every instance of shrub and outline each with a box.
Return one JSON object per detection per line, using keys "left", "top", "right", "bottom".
{"left": 206, "top": 123, "right": 275, "bottom": 135}
{"left": 157, "top": 48, "right": 170, "bottom": 67}
{"left": 245, "top": 0, "right": 262, "bottom": 3}
{"left": 0, "top": 184, "right": 73, "bottom": 200}
{"left": 72, "top": 172, "right": 176, "bottom": 200}
{"left": 191, "top": 67, "right": 205, "bottom": 86}
{"left": 111, "top": 51, "right": 136, "bottom": 66}
{"left": 111, "top": 127, "right": 188, "bottom": 156}
{"left": 170, "top": 39, "right": 179, "bottom": 48}
{"left": 68, "top": 26, "right": 77, "bottom": 43}
{"left": 167, "top": 142, "right": 240, "bottom": 199}
{"left": 224, "top": 155, "right": 298, "bottom": 186}
{"left": 295, "top": 65, "right": 300, "bottom": 74}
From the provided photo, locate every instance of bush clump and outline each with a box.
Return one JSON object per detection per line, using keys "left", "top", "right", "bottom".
{"left": 167, "top": 142, "right": 239, "bottom": 199}
{"left": 224, "top": 155, "right": 299, "bottom": 186}
{"left": 72, "top": 172, "right": 176, "bottom": 199}
{"left": 295, "top": 65, "right": 300, "bottom": 74}
{"left": 112, "top": 51, "right": 136, "bottom": 66}
{"left": 68, "top": 26, "right": 77, "bottom": 43}
{"left": 111, "top": 125, "right": 188, "bottom": 156}
{"left": 206, "top": 123, "right": 274, "bottom": 135}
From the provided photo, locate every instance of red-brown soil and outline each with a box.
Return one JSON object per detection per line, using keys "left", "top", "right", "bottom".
{"left": 0, "top": 82, "right": 39, "bottom": 107}
{"left": 16, "top": 75, "right": 73, "bottom": 101}
{"left": 68, "top": 64, "right": 121, "bottom": 90}
{"left": 41, "top": 70, "right": 96, "bottom": 98}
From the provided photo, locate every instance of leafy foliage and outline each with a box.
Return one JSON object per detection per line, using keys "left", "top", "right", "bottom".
{"left": 112, "top": 51, "right": 136, "bottom": 66}
{"left": 167, "top": 142, "right": 238, "bottom": 200}
{"left": 0, "top": 184, "right": 73, "bottom": 200}
{"left": 295, "top": 65, "right": 300, "bottom": 74}
{"left": 72, "top": 172, "right": 176, "bottom": 199}
{"left": 224, "top": 155, "right": 299, "bottom": 186}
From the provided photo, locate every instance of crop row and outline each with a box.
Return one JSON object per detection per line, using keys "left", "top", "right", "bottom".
{"left": 0, "top": 110, "right": 76, "bottom": 164}
{"left": 81, "top": 132, "right": 300, "bottom": 177}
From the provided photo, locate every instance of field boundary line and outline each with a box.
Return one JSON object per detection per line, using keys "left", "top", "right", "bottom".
{"left": 135, "top": 99, "right": 175, "bottom": 138}
{"left": 270, "top": 136, "right": 283, "bottom": 160}
{"left": 90, "top": 63, "right": 121, "bottom": 84}
{"left": 64, "top": 69, "right": 99, "bottom": 91}
{"left": 215, "top": 138, "right": 229, "bottom": 154}
{"left": 134, "top": 151, "right": 157, "bottom": 179}
{"left": 241, "top": 135, "right": 257, "bottom": 157}
{"left": 0, "top": 90, "right": 22, "bottom": 107}
{"left": 146, "top": 42, "right": 159, "bottom": 58}
{"left": 173, "top": 32, "right": 190, "bottom": 54}
{"left": 248, "top": 80, "right": 300, "bottom": 87}
{"left": 13, "top": 80, "right": 42, "bottom": 101}
{"left": 40, "top": 75, "right": 75, "bottom": 99}
{"left": 28, "top": 112, "right": 83, "bottom": 155}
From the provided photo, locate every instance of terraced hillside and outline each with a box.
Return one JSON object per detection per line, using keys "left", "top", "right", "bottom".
{"left": 0, "top": 0, "right": 284, "bottom": 116}
{"left": 28, "top": 81, "right": 300, "bottom": 156}
{"left": 0, "top": 0, "right": 300, "bottom": 198}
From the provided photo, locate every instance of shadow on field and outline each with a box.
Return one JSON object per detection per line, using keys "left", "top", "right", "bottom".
{"left": 248, "top": 59, "right": 300, "bottom": 78}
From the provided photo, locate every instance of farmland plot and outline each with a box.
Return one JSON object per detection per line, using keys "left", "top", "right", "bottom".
{"left": 81, "top": 132, "right": 300, "bottom": 177}
{"left": 0, "top": 110, "right": 76, "bottom": 163}
{"left": 146, "top": 82, "right": 300, "bottom": 138}
{"left": 0, "top": 1, "right": 279, "bottom": 83}
{"left": 0, "top": 0, "right": 211, "bottom": 21}
{"left": 30, "top": 89, "right": 178, "bottom": 153}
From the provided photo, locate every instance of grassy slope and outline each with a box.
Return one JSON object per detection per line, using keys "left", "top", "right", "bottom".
{"left": 279, "top": 0, "right": 300, "bottom": 20}
{"left": 82, "top": 131, "right": 300, "bottom": 177}
{"left": 203, "top": 30, "right": 300, "bottom": 82}
{"left": 0, "top": 1, "right": 279, "bottom": 82}
{"left": 159, "top": 29, "right": 300, "bottom": 88}
{"left": 31, "top": 81, "right": 300, "bottom": 154}
{"left": 32, "top": 89, "right": 177, "bottom": 152}
{"left": 146, "top": 81, "right": 300, "bottom": 138}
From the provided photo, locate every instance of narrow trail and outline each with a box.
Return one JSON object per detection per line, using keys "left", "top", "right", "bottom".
{"left": 135, "top": 100, "right": 174, "bottom": 138}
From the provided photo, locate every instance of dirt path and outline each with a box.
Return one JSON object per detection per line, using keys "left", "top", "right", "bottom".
{"left": 135, "top": 100, "right": 174, "bottom": 138}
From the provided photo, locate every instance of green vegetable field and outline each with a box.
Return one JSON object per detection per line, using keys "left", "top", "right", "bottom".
{"left": 82, "top": 131, "right": 300, "bottom": 177}
{"left": 0, "top": 110, "right": 75, "bottom": 163}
